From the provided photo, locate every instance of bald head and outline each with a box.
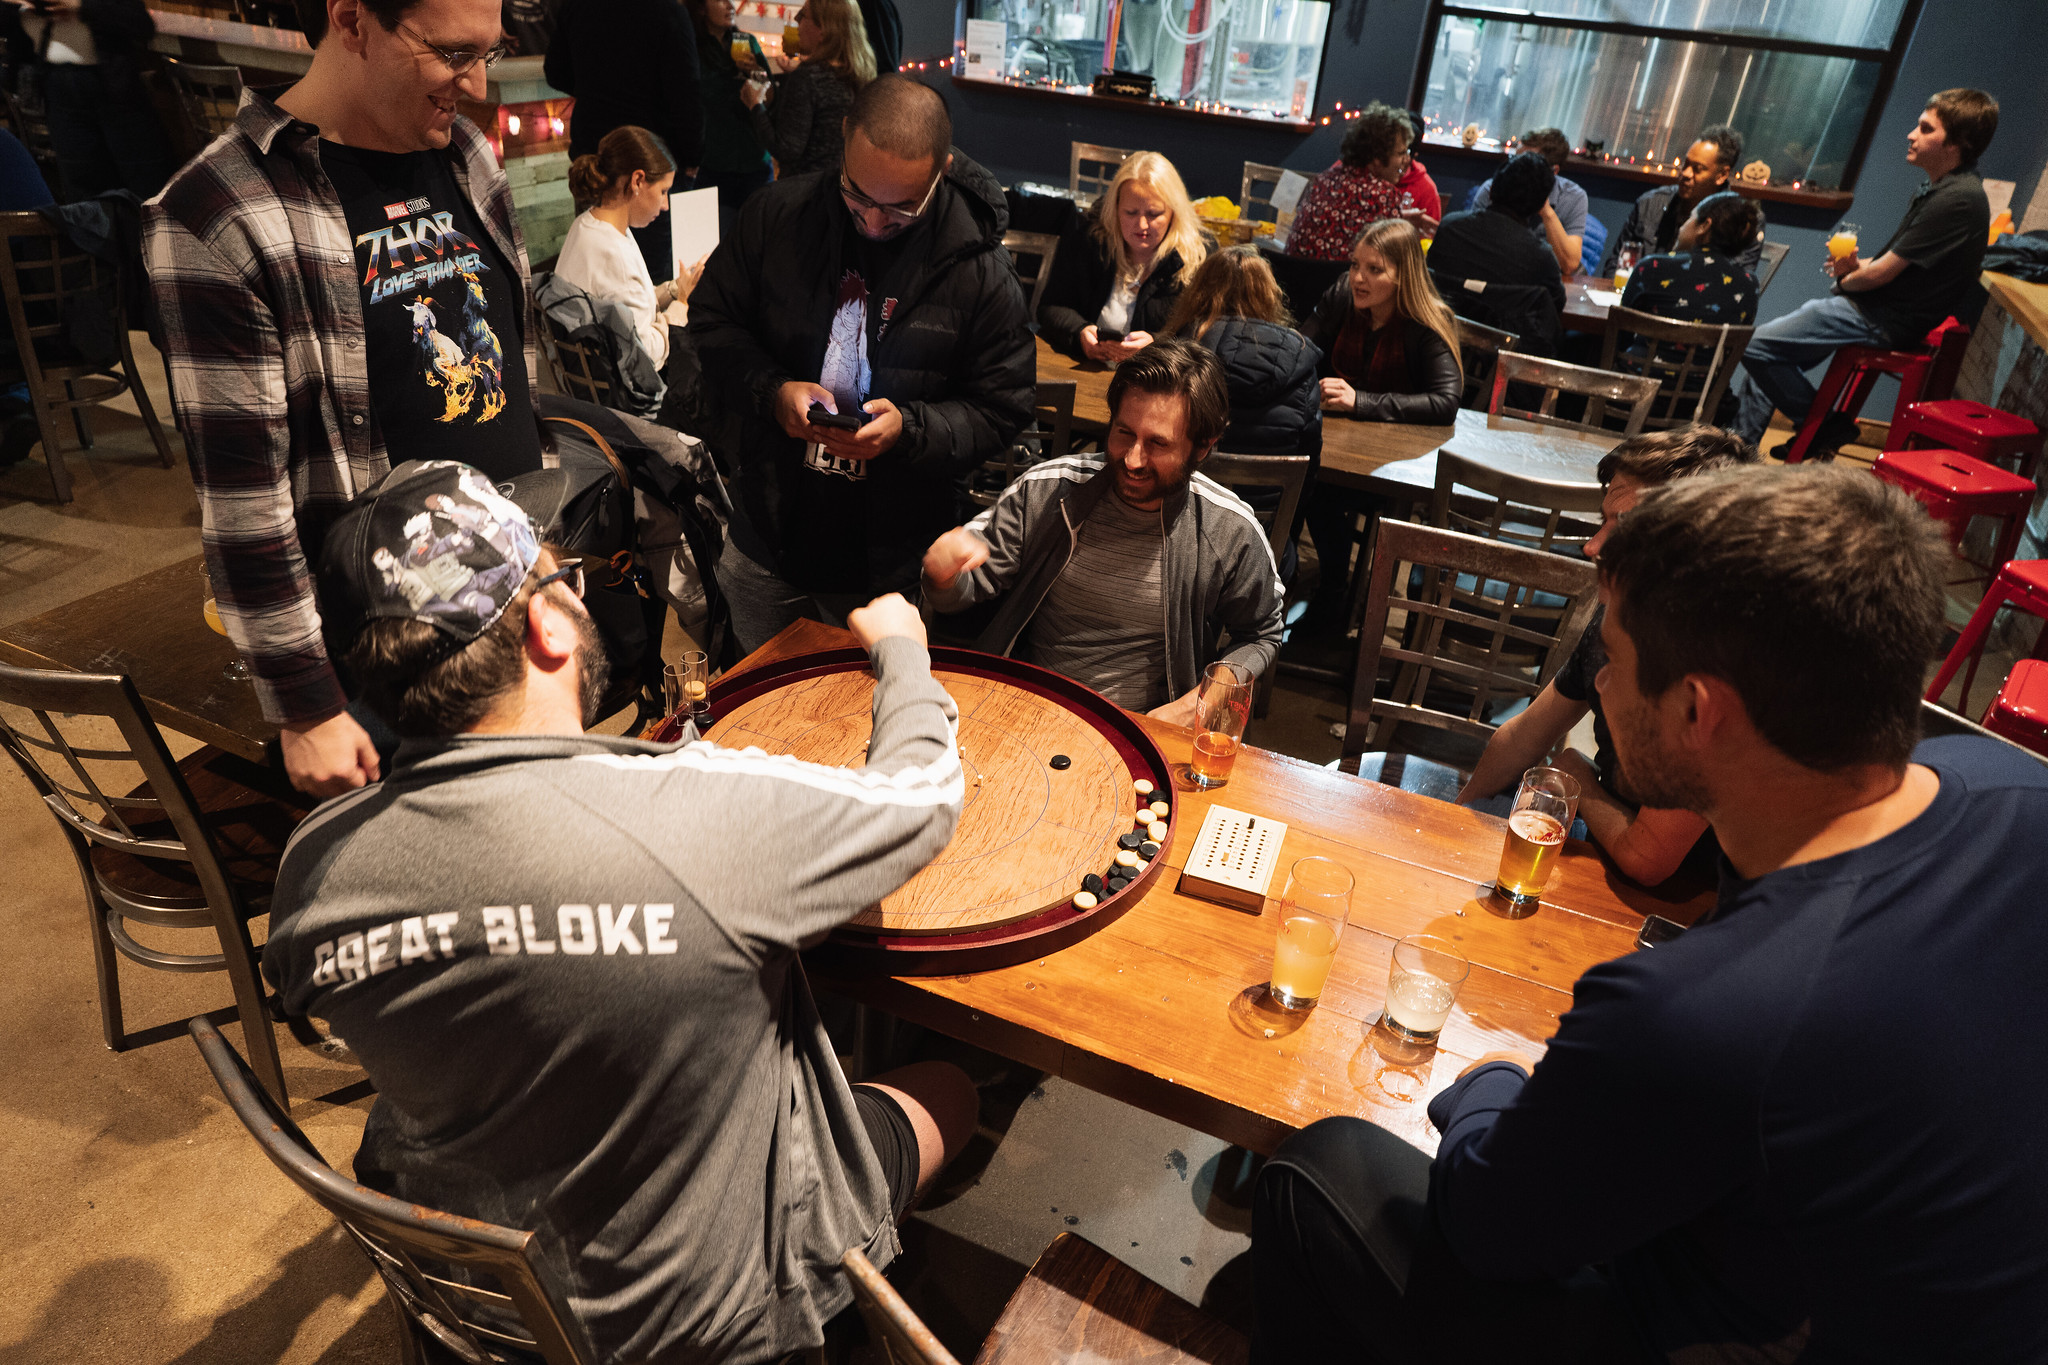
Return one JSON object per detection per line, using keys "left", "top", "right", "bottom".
{"left": 846, "top": 73, "right": 952, "bottom": 166}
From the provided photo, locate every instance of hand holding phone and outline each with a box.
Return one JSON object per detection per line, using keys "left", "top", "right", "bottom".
{"left": 807, "top": 402, "right": 867, "bottom": 432}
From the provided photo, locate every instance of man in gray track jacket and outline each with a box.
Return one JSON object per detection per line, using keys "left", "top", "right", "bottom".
{"left": 922, "top": 339, "right": 1285, "bottom": 726}
{"left": 261, "top": 460, "right": 976, "bottom": 1365}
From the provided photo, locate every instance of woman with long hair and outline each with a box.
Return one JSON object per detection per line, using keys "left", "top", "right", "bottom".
{"left": 1038, "top": 151, "right": 1210, "bottom": 364}
{"left": 687, "top": 0, "right": 773, "bottom": 230}
{"left": 1166, "top": 247, "right": 1319, "bottom": 459}
{"left": 555, "top": 126, "right": 694, "bottom": 372}
{"left": 741, "top": 0, "right": 875, "bottom": 175}
{"left": 1304, "top": 218, "right": 1461, "bottom": 423}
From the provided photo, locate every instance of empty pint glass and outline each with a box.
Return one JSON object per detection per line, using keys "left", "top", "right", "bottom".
{"left": 1495, "top": 766, "right": 1580, "bottom": 909}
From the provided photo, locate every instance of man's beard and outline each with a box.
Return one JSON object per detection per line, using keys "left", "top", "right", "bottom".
{"left": 1608, "top": 705, "right": 1710, "bottom": 814}
{"left": 568, "top": 605, "right": 612, "bottom": 730}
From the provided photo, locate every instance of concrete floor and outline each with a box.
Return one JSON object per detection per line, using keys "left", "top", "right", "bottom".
{"left": 0, "top": 343, "right": 2034, "bottom": 1363}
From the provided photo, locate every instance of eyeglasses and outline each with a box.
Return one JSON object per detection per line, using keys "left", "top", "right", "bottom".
{"left": 398, "top": 21, "right": 509, "bottom": 75}
{"left": 534, "top": 561, "right": 585, "bottom": 599}
{"left": 839, "top": 166, "right": 942, "bottom": 226}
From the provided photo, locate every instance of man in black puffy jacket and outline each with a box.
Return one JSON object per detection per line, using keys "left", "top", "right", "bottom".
{"left": 687, "top": 75, "right": 1034, "bottom": 652}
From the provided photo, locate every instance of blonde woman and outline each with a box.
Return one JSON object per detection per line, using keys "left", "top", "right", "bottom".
{"left": 1303, "top": 218, "right": 1461, "bottom": 422}
{"left": 1039, "top": 151, "right": 1210, "bottom": 364}
{"left": 742, "top": 0, "right": 876, "bottom": 175}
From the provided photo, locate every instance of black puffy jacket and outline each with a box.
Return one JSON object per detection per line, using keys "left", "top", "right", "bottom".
{"left": 1201, "top": 317, "right": 1322, "bottom": 458}
{"left": 686, "top": 153, "right": 1035, "bottom": 595}
{"left": 1303, "top": 279, "right": 1461, "bottom": 424}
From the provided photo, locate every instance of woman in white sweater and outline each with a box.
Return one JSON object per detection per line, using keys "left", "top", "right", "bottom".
{"left": 554, "top": 126, "right": 702, "bottom": 371}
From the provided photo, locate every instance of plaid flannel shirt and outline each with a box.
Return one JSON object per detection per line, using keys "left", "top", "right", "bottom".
{"left": 145, "top": 90, "right": 533, "bottom": 727}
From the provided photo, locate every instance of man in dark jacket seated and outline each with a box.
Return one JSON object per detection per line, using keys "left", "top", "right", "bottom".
{"left": 687, "top": 74, "right": 1034, "bottom": 652}
{"left": 1428, "top": 152, "right": 1566, "bottom": 355}
{"left": 921, "top": 340, "right": 1285, "bottom": 727}
{"left": 1248, "top": 465, "right": 2048, "bottom": 1363}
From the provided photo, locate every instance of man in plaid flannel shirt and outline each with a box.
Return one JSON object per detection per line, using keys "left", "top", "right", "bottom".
{"left": 145, "top": 0, "right": 541, "bottom": 798}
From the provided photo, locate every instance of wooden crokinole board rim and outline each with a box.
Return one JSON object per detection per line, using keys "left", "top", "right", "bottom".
{"left": 665, "top": 645, "right": 1178, "bottom": 975}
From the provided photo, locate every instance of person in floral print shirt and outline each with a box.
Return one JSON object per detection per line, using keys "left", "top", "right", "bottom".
{"left": 1619, "top": 191, "right": 1765, "bottom": 325}
{"left": 1285, "top": 103, "right": 1412, "bottom": 261}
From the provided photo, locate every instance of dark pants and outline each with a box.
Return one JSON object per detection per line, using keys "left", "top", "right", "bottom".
{"left": 695, "top": 164, "right": 772, "bottom": 239}
{"left": 1250, "top": 1117, "right": 1652, "bottom": 1364}
{"left": 41, "top": 63, "right": 174, "bottom": 201}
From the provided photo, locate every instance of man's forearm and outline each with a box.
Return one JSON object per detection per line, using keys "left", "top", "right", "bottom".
{"left": 1461, "top": 711, "right": 1557, "bottom": 802}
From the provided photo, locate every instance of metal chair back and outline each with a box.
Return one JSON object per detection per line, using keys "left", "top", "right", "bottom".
{"left": 541, "top": 316, "right": 620, "bottom": 410}
{"left": 1488, "top": 351, "right": 1660, "bottom": 439}
{"left": 1596, "top": 304, "right": 1756, "bottom": 431}
{"left": 842, "top": 1248, "right": 963, "bottom": 1365}
{"left": 1756, "top": 241, "right": 1791, "bottom": 294}
{"left": 1202, "top": 452, "right": 1311, "bottom": 566}
{"left": 1427, "top": 450, "right": 1604, "bottom": 558}
{"left": 1345, "top": 520, "right": 1598, "bottom": 761}
{"left": 1453, "top": 314, "right": 1517, "bottom": 410}
{"left": 189, "top": 1016, "right": 601, "bottom": 1365}
{"left": 0, "top": 662, "right": 295, "bottom": 1101}
{"left": 970, "top": 380, "right": 1075, "bottom": 508}
{"left": 1239, "top": 161, "right": 1287, "bottom": 224}
{"left": 1000, "top": 228, "right": 1060, "bottom": 317}
{"left": 0, "top": 210, "right": 175, "bottom": 500}
{"left": 1069, "top": 141, "right": 1132, "bottom": 205}
{"left": 161, "top": 56, "right": 245, "bottom": 141}
{"left": 0, "top": 86, "right": 60, "bottom": 192}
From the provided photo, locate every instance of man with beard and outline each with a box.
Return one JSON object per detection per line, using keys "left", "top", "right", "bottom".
{"left": 1246, "top": 465, "right": 2048, "bottom": 1363}
{"left": 920, "top": 339, "right": 1285, "bottom": 725}
{"left": 263, "top": 460, "right": 980, "bottom": 1365}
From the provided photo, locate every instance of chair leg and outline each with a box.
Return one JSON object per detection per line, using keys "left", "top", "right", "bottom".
{"left": 30, "top": 385, "right": 69, "bottom": 501}
{"left": 218, "top": 920, "right": 291, "bottom": 1106}
{"left": 1926, "top": 585, "right": 2010, "bottom": 710}
{"left": 64, "top": 855, "right": 130, "bottom": 1049}
{"left": 68, "top": 382, "right": 93, "bottom": 449}
{"left": 121, "top": 328, "right": 177, "bottom": 468}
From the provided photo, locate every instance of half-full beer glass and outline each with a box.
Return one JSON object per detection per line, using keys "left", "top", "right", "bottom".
{"left": 1187, "top": 661, "right": 1253, "bottom": 789}
{"left": 1495, "top": 766, "right": 1580, "bottom": 909}
{"left": 1269, "top": 857, "right": 1353, "bottom": 1010}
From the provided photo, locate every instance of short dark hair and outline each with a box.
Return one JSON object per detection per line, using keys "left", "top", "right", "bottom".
{"left": 297, "top": 0, "right": 417, "bottom": 46}
{"left": 1520, "top": 127, "right": 1571, "bottom": 169}
{"left": 1489, "top": 152, "right": 1555, "bottom": 219}
{"left": 846, "top": 73, "right": 952, "bottom": 166}
{"left": 1691, "top": 190, "right": 1765, "bottom": 256}
{"left": 1340, "top": 103, "right": 1413, "bottom": 171}
{"left": 346, "top": 572, "right": 542, "bottom": 737}
{"left": 1105, "top": 338, "right": 1230, "bottom": 453}
{"left": 1599, "top": 466, "right": 1948, "bottom": 771}
{"left": 1695, "top": 125, "right": 1744, "bottom": 170}
{"left": 1926, "top": 88, "right": 1999, "bottom": 168}
{"left": 1597, "top": 424, "right": 1758, "bottom": 489}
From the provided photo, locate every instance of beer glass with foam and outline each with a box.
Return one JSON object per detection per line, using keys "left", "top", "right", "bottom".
{"left": 1269, "top": 857, "right": 1354, "bottom": 1010}
{"left": 1187, "top": 660, "right": 1253, "bottom": 790}
{"left": 1495, "top": 766, "right": 1580, "bottom": 910}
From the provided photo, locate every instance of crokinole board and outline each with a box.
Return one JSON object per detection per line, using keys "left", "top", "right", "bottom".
{"left": 657, "top": 646, "right": 1176, "bottom": 974}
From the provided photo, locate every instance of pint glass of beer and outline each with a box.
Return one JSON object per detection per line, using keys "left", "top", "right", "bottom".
{"left": 1269, "top": 856, "right": 1353, "bottom": 1010}
{"left": 1187, "top": 660, "right": 1253, "bottom": 789}
{"left": 1495, "top": 766, "right": 1580, "bottom": 910}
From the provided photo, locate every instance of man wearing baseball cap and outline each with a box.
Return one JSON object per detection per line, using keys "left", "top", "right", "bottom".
{"left": 264, "top": 460, "right": 979, "bottom": 1364}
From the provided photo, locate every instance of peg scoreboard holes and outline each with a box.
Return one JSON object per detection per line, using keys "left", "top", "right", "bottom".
{"left": 1179, "top": 805, "right": 1288, "bottom": 913}
{"left": 668, "top": 647, "right": 1177, "bottom": 974}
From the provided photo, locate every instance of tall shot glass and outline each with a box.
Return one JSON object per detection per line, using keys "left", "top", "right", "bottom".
{"left": 1495, "top": 766, "right": 1580, "bottom": 912}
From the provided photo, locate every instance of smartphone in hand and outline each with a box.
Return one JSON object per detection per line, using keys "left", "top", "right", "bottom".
{"left": 807, "top": 403, "right": 866, "bottom": 432}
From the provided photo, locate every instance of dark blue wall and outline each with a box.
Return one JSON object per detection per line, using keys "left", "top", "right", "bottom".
{"left": 903, "top": 0, "right": 2048, "bottom": 332}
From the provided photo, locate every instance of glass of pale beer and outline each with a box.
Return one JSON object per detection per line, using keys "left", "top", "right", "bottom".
{"left": 1383, "top": 934, "right": 1470, "bottom": 1043}
{"left": 663, "top": 651, "right": 713, "bottom": 732}
{"left": 1187, "top": 660, "right": 1254, "bottom": 789}
{"left": 1269, "top": 856, "right": 1354, "bottom": 1010}
{"left": 1495, "top": 766, "right": 1580, "bottom": 910}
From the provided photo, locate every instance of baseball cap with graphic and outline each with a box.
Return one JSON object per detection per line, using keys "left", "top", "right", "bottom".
{"left": 318, "top": 460, "right": 564, "bottom": 654}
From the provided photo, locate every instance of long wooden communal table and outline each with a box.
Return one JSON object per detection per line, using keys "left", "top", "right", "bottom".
{"left": 0, "top": 555, "right": 273, "bottom": 761}
{"left": 1565, "top": 276, "right": 1619, "bottom": 333}
{"left": 749, "top": 620, "right": 1713, "bottom": 1157}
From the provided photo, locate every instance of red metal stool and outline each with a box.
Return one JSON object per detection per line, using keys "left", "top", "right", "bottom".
{"left": 1926, "top": 559, "right": 2048, "bottom": 713}
{"left": 1782, "top": 318, "right": 1971, "bottom": 463}
{"left": 1982, "top": 658, "right": 2048, "bottom": 758}
{"left": 1887, "top": 399, "right": 2043, "bottom": 481}
{"left": 1872, "top": 447, "right": 2037, "bottom": 585}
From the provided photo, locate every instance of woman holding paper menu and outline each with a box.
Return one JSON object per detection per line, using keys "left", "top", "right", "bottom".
{"left": 557, "top": 127, "right": 703, "bottom": 372}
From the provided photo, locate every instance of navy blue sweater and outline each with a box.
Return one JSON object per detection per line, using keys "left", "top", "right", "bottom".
{"left": 1427, "top": 735, "right": 2048, "bottom": 1361}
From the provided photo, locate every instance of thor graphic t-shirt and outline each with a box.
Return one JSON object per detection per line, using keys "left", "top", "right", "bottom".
{"left": 324, "top": 143, "right": 542, "bottom": 481}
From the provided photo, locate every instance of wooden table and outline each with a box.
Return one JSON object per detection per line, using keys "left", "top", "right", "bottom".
{"left": 1565, "top": 277, "right": 1620, "bottom": 333}
{"left": 751, "top": 621, "right": 1712, "bottom": 1156}
{"left": 0, "top": 555, "right": 273, "bottom": 761}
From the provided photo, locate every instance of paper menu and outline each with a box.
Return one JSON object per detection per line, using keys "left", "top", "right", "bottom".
{"left": 668, "top": 186, "right": 720, "bottom": 280}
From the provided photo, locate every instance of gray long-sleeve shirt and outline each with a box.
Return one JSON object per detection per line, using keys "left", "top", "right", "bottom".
{"left": 261, "top": 636, "right": 962, "bottom": 1365}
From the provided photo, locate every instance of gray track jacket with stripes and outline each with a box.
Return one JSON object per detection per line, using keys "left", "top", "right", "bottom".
{"left": 261, "top": 636, "right": 962, "bottom": 1365}
{"left": 925, "top": 454, "right": 1287, "bottom": 699}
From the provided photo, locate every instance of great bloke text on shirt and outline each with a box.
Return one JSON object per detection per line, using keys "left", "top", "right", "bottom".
{"left": 305, "top": 902, "right": 689, "bottom": 988}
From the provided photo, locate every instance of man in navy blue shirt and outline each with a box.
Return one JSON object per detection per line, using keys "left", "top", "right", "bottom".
{"left": 1250, "top": 465, "right": 2048, "bottom": 1363}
